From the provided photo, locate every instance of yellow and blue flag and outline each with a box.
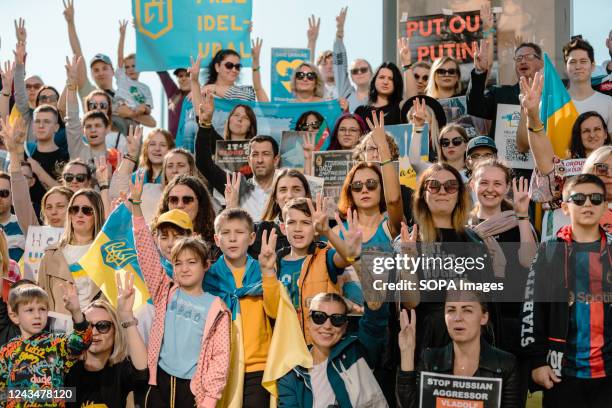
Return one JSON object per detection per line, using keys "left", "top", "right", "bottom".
{"left": 78, "top": 203, "right": 151, "bottom": 310}
{"left": 540, "top": 53, "right": 579, "bottom": 159}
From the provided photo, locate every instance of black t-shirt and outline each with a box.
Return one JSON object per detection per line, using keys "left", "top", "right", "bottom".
{"left": 27, "top": 147, "right": 70, "bottom": 217}
{"left": 354, "top": 103, "right": 402, "bottom": 125}
{"left": 65, "top": 359, "right": 148, "bottom": 408}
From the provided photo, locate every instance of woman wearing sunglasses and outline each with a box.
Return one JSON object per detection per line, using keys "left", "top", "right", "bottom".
{"left": 397, "top": 289, "right": 521, "bottom": 408}
{"left": 65, "top": 283, "right": 149, "bottom": 408}
{"left": 426, "top": 57, "right": 463, "bottom": 100}
{"left": 355, "top": 62, "right": 404, "bottom": 126}
{"left": 521, "top": 73, "right": 612, "bottom": 241}
{"left": 336, "top": 112, "right": 403, "bottom": 253}
{"left": 153, "top": 174, "right": 217, "bottom": 256}
{"left": 202, "top": 49, "right": 257, "bottom": 101}
{"left": 278, "top": 292, "right": 389, "bottom": 407}
{"left": 291, "top": 62, "right": 325, "bottom": 103}
{"left": 38, "top": 189, "right": 105, "bottom": 314}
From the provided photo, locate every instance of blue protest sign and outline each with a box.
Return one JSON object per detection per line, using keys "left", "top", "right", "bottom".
{"left": 132, "top": 0, "right": 252, "bottom": 71}
{"left": 271, "top": 48, "right": 311, "bottom": 102}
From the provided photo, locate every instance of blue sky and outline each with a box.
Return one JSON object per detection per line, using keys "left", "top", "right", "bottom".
{"left": 0, "top": 0, "right": 609, "bottom": 127}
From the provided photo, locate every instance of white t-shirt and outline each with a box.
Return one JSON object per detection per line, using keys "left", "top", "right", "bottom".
{"left": 311, "top": 360, "right": 336, "bottom": 408}
{"left": 115, "top": 67, "right": 154, "bottom": 109}
{"left": 572, "top": 91, "right": 612, "bottom": 128}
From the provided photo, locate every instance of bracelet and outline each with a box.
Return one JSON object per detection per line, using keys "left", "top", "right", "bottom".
{"left": 200, "top": 119, "right": 212, "bottom": 128}
{"left": 1, "top": 92, "right": 10, "bottom": 97}
{"left": 528, "top": 124, "right": 545, "bottom": 133}
{"left": 99, "top": 184, "right": 110, "bottom": 191}
{"left": 124, "top": 154, "right": 137, "bottom": 164}
{"left": 128, "top": 198, "right": 142, "bottom": 205}
{"left": 120, "top": 318, "right": 138, "bottom": 329}
{"left": 482, "top": 28, "right": 496, "bottom": 36}
{"left": 346, "top": 255, "right": 361, "bottom": 263}
{"left": 517, "top": 216, "right": 530, "bottom": 220}
{"left": 252, "top": 66, "right": 260, "bottom": 72}
{"left": 402, "top": 63, "right": 413, "bottom": 72}
{"left": 380, "top": 158, "right": 394, "bottom": 166}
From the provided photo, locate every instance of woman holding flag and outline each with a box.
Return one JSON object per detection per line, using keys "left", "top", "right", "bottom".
{"left": 38, "top": 188, "right": 105, "bottom": 314}
{"left": 522, "top": 72, "right": 611, "bottom": 240}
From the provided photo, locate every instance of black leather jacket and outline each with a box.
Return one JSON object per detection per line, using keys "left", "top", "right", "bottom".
{"left": 397, "top": 339, "right": 523, "bottom": 408}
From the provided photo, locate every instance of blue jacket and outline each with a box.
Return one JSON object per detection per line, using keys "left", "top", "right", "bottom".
{"left": 277, "top": 303, "right": 389, "bottom": 407}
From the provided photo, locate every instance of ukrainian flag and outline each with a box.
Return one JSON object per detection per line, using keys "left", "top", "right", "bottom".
{"left": 78, "top": 203, "right": 151, "bottom": 310}
{"left": 540, "top": 53, "right": 579, "bottom": 159}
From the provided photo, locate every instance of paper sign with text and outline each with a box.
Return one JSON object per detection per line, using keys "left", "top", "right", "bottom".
{"left": 215, "top": 140, "right": 252, "bottom": 177}
{"left": 133, "top": 0, "right": 252, "bottom": 71}
{"left": 23, "top": 226, "right": 64, "bottom": 281}
{"left": 313, "top": 151, "right": 353, "bottom": 217}
{"left": 420, "top": 372, "right": 502, "bottom": 408}
{"left": 495, "top": 103, "right": 534, "bottom": 169}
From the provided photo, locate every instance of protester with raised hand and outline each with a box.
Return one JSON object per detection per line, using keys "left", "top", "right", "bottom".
{"left": 306, "top": 14, "right": 320, "bottom": 65}
{"left": 398, "top": 38, "right": 433, "bottom": 98}
{"left": 131, "top": 171, "right": 231, "bottom": 407}
{"left": 355, "top": 62, "right": 404, "bottom": 125}
{"left": 333, "top": 7, "right": 372, "bottom": 111}
{"left": 65, "top": 273, "right": 148, "bottom": 408}
{"left": 397, "top": 291, "right": 521, "bottom": 408}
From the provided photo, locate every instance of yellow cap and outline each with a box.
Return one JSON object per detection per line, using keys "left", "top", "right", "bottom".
{"left": 154, "top": 209, "right": 193, "bottom": 232}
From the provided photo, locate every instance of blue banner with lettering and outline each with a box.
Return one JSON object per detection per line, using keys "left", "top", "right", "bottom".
{"left": 212, "top": 98, "right": 342, "bottom": 144}
{"left": 132, "top": 0, "right": 252, "bottom": 71}
{"left": 271, "top": 48, "right": 311, "bottom": 102}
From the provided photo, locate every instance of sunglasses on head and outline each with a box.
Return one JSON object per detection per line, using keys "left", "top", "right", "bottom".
{"left": 566, "top": 192, "right": 605, "bottom": 206}
{"left": 594, "top": 163, "right": 612, "bottom": 177}
{"left": 310, "top": 310, "right": 348, "bottom": 327}
{"left": 63, "top": 173, "right": 89, "bottom": 183}
{"left": 69, "top": 205, "right": 94, "bottom": 216}
{"left": 87, "top": 101, "right": 109, "bottom": 111}
{"left": 350, "top": 67, "right": 369, "bottom": 75}
{"left": 436, "top": 68, "right": 458, "bottom": 76}
{"left": 223, "top": 61, "right": 242, "bottom": 71}
{"left": 39, "top": 94, "right": 58, "bottom": 103}
{"left": 440, "top": 137, "right": 465, "bottom": 148}
{"left": 168, "top": 195, "right": 195, "bottom": 206}
{"left": 425, "top": 179, "right": 459, "bottom": 194}
{"left": 296, "top": 71, "right": 317, "bottom": 81}
{"left": 350, "top": 179, "right": 379, "bottom": 193}
{"left": 0, "top": 189, "right": 9, "bottom": 198}
{"left": 90, "top": 320, "right": 113, "bottom": 334}
{"left": 298, "top": 121, "right": 321, "bottom": 131}
{"left": 414, "top": 73, "right": 429, "bottom": 81}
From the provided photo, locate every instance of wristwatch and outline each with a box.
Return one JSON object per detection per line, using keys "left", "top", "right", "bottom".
{"left": 120, "top": 318, "right": 139, "bottom": 329}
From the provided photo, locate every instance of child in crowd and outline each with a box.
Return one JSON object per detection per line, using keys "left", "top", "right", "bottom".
{"left": 204, "top": 208, "right": 281, "bottom": 407}
{"left": 131, "top": 173, "right": 231, "bottom": 408}
{"left": 0, "top": 283, "right": 92, "bottom": 407}
{"left": 277, "top": 195, "right": 362, "bottom": 342}
{"left": 524, "top": 174, "right": 612, "bottom": 407}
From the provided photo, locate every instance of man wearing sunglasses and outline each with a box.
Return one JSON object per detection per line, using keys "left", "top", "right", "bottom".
{"left": 467, "top": 42, "right": 543, "bottom": 144}
{"left": 525, "top": 174, "right": 612, "bottom": 407}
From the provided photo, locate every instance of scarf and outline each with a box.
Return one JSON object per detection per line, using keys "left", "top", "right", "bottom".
{"left": 469, "top": 210, "right": 519, "bottom": 278}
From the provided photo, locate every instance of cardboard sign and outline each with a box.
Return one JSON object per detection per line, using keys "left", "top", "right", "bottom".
{"left": 495, "top": 103, "right": 534, "bottom": 169}
{"left": 215, "top": 140, "right": 252, "bottom": 177}
{"left": 271, "top": 48, "right": 311, "bottom": 102}
{"left": 420, "top": 372, "right": 502, "bottom": 408}
{"left": 23, "top": 226, "right": 64, "bottom": 282}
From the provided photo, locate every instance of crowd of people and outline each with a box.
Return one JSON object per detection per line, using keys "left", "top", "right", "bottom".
{"left": 0, "top": 1, "right": 612, "bottom": 407}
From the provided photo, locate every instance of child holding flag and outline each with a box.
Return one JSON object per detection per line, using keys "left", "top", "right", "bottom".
{"left": 130, "top": 173, "right": 231, "bottom": 408}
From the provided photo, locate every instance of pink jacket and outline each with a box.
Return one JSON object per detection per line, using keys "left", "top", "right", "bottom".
{"left": 134, "top": 216, "right": 231, "bottom": 408}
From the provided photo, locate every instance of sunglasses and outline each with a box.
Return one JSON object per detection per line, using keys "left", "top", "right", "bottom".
{"left": 425, "top": 179, "right": 459, "bottom": 194}
{"left": 436, "top": 68, "right": 458, "bottom": 76}
{"left": 566, "top": 192, "right": 605, "bottom": 206}
{"left": 350, "top": 179, "right": 379, "bottom": 193}
{"left": 223, "top": 61, "right": 242, "bottom": 71}
{"left": 168, "top": 195, "right": 195, "bottom": 206}
{"left": 26, "top": 83, "right": 42, "bottom": 90}
{"left": 296, "top": 71, "right": 317, "bottom": 81}
{"left": 513, "top": 54, "right": 540, "bottom": 63}
{"left": 89, "top": 320, "right": 113, "bottom": 334}
{"left": 414, "top": 73, "right": 429, "bottom": 81}
{"left": 39, "top": 94, "right": 58, "bottom": 103}
{"left": 350, "top": 67, "right": 369, "bottom": 75}
{"left": 298, "top": 121, "right": 321, "bottom": 131}
{"left": 594, "top": 163, "right": 612, "bottom": 177}
{"left": 87, "top": 101, "right": 109, "bottom": 111}
{"left": 63, "top": 173, "right": 89, "bottom": 183}
{"left": 310, "top": 310, "right": 348, "bottom": 327}
{"left": 0, "top": 189, "right": 9, "bottom": 198}
{"left": 68, "top": 205, "right": 94, "bottom": 216}
{"left": 440, "top": 137, "right": 465, "bottom": 148}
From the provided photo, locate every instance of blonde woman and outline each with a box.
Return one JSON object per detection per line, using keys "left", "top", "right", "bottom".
{"left": 291, "top": 62, "right": 325, "bottom": 102}
{"left": 425, "top": 56, "right": 462, "bottom": 99}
